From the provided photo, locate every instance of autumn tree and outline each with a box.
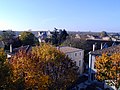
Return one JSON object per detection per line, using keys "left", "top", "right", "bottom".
{"left": 19, "top": 31, "right": 38, "bottom": 46}
{"left": 110, "top": 53, "right": 120, "bottom": 89}
{"left": 0, "top": 48, "right": 12, "bottom": 89}
{"left": 95, "top": 53, "right": 120, "bottom": 89}
{"left": 10, "top": 43, "right": 79, "bottom": 89}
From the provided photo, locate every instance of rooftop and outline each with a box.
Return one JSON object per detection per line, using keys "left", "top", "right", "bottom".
{"left": 59, "top": 46, "right": 82, "bottom": 53}
{"left": 13, "top": 45, "right": 32, "bottom": 53}
{"left": 91, "top": 44, "right": 120, "bottom": 55}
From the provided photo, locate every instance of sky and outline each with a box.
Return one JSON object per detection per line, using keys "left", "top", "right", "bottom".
{"left": 0, "top": 0, "right": 120, "bottom": 32}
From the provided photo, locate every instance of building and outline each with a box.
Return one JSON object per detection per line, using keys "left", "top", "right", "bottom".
{"left": 47, "top": 30, "right": 52, "bottom": 38}
{"left": 37, "top": 31, "right": 52, "bottom": 43}
{"left": 59, "top": 46, "right": 84, "bottom": 74}
{"left": 102, "top": 36, "right": 111, "bottom": 41}
{"left": 88, "top": 44, "right": 120, "bottom": 81}
{"left": 75, "top": 34, "right": 81, "bottom": 39}
{"left": 86, "top": 35, "right": 101, "bottom": 40}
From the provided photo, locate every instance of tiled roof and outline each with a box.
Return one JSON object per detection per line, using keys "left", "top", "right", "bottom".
{"left": 59, "top": 46, "right": 82, "bottom": 53}
{"left": 91, "top": 44, "right": 120, "bottom": 55}
{"left": 13, "top": 45, "right": 31, "bottom": 53}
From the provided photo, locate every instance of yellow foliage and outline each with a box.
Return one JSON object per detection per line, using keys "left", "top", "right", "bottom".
{"left": 95, "top": 53, "right": 120, "bottom": 87}
{"left": 10, "top": 43, "right": 78, "bottom": 89}
{"left": 0, "top": 48, "right": 6, "bottom": 62}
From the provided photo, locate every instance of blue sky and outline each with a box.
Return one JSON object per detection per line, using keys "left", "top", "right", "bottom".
{"left": 0, "top": 0, "right": 120, "bottom": 32}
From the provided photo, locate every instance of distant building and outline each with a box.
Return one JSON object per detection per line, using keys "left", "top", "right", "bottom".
{"left": 102, "top": 36, "right": 111, "bottom": 41}
{"left": 47, "top": 30, "right": 52, "bottom": 38}
{"left": 75, "top": 34, "right": 81, "bottom": 39}
{"left": 86, "top": 35, "right": 101, "bottom": 40}
{"left": 59, "top": 46, "right": 84, "bottom": 74}
{"left": 111, "top": 37, "right": 117, "bottom": 41}
{"left": 37, "top": 31, "right": 52, "bottom": 43}
{"left": 37, "top": 31, "right": 47, "bottom": 43}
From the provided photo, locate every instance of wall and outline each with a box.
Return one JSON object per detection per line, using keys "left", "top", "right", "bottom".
{"left": 66, "top": 50, "right": 84, "bottom": 74}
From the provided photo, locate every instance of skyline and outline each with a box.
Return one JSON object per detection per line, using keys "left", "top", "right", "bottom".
{"left": 0, "top": 0, "right": 120, "bottom": 32}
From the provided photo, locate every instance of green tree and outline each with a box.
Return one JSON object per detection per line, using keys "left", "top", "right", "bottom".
{"left": 58, "top": 29, "right": 68, "bottom": 44}
{"left": 100, "top": 31, "right": 108, "bottom": 37}
{"left": 51, "top": 28, "right": 68, "bottom": 46}
{"left": 19, "top": 31, "right": 38, "bottom": 46}
{"left": 51, "top": 28, "right": 59, "bottom": 46}
{"left": 10, "top": 43, "right": 79, "bottom": 89}
{"left": 0, "top": 30, "right": 15, "bottom": 49}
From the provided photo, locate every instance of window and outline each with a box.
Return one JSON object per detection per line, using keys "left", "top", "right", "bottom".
{"left": 79, "top": 60, "right": 81, "bottom": 66}
{"left": 75, "top": 53, "right": 77, "bottom": 56}
{"left": 80, "top": 52, "right": 81, "bottom": 56}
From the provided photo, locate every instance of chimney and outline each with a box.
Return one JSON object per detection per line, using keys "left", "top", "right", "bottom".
{"left": 10, "top": 44, "right": 12, "bottom": 53}
{"left": 38, "top": 32, "right": 40, "bottom": 36}
{"left": 101, "top": 43, "right": 103, "bottom": 49}
{"left": 93, "top": 44, "right": 96, "bottom": 51}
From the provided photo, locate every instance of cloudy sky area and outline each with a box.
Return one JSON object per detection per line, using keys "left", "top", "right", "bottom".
{"left": 0, "top": 0, "right": 120, "bottom": 32}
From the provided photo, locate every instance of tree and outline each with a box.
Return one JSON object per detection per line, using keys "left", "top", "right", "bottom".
{"left": 12, "top": 37, "right": 22, "bottom": 48}
{"left": 95, "top": 53, "right": 120, "bottom": 89}
{"left": 51, "top": 28, "right": 68, "bottom": 46}
{"left": 100, "top": 31, "right": 108, "bottom": 37}
{"left": 0, "top": 30, "right": 16, "bottom": 49}
{"left": 0, "top": 48, "right": 12, "bottom": 89}
{"left": 10, "top": 43, "right": 79, "bottom": 89}
{"left": 58, "top": 29, "right": 69, "bottom": 44}
{"left": 19, "top": 31, "right": 38, "bottom": 46}
{"left": 51, "top": 28, "right": 59, "bottom": 46}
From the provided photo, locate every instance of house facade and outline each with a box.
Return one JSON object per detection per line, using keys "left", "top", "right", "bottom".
{"left": 88, "top": 44, "right": 120, "bottom": 81}
{"left": 59, "top": 46, "right": 84, "bottom": 74}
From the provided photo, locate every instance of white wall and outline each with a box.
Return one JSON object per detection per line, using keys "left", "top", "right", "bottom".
{"left": 88, "top": 53, "right": 97, "bottom": 81}
{"left": 89, "top": 53, "right": 97, "bottom": 73}
{"left": 66, "top": 50, "right": 84, "bottom": 74}
{"left": 91, "top": 55, "right": 97, "bottom": 72}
